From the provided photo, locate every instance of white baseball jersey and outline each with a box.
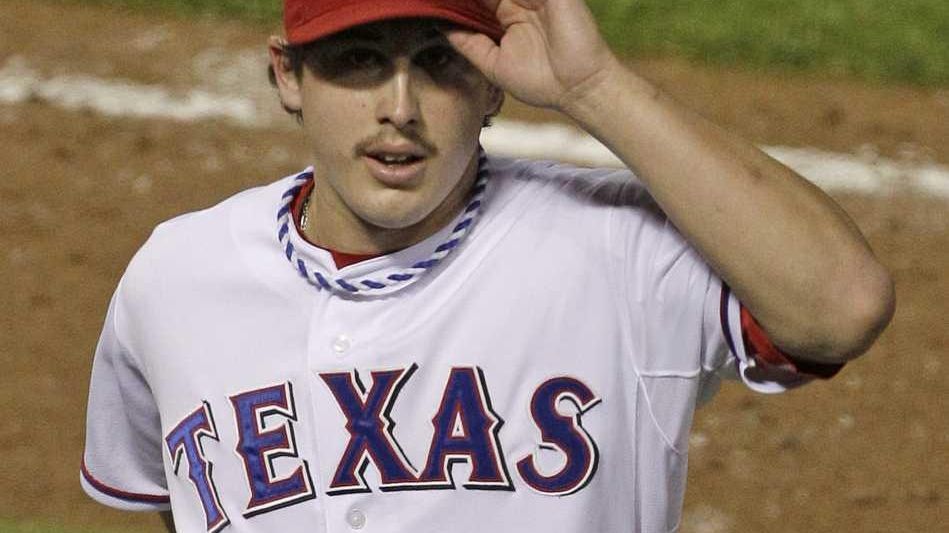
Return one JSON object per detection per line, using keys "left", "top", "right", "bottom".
{"left": 82, "top": 155, "right": 819, "bottom": 532}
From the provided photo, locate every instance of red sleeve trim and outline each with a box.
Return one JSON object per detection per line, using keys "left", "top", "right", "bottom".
{"left": 81, "top": 458, "right": 170, "bottom": 504}
{"left": 740, "top": 306, "right": 844, "bottom": 379}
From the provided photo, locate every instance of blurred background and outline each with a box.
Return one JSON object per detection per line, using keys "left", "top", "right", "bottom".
{"left": 1, "top": 1, "right": 945, "bottom": 531}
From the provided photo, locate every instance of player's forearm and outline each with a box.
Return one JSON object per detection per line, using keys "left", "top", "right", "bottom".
{"left": 561, "top": 63, "right": 894, "bottom": 363}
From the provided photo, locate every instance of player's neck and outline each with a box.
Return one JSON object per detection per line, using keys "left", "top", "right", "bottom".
{"left": 302, "top": 160, "right": 480, "bottom": 255}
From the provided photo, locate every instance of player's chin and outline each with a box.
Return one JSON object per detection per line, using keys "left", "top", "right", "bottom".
{"left": 355, "top": 190, "right": 438, "bottom": 230}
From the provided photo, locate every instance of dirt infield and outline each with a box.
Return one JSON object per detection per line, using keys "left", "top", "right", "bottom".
{"left": 1, "top": 1, "right": 945, "bottom": 531}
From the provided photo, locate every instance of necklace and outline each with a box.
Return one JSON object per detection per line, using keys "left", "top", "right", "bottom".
{"left": 299, "top": 188, "right": 312, "bottom": 231}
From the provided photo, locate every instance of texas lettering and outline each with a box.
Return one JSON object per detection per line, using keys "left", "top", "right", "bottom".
{"left": 165, "top": 365, "right": 601, "bottom": 530}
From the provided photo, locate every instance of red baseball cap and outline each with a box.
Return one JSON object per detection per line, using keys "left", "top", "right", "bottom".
{"left": 284, "top": 0, "right": 504, "bottom": 45}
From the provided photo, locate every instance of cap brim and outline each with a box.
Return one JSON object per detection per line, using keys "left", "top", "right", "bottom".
{"left": 287, "top": 1, "right": 504, "bottom": 45}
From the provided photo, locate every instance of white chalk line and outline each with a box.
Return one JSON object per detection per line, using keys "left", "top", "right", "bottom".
{"left": 0, "top": 56, "right": 258, "bottom": 125}
{"left": 2, "top": 55, "right": 946, "bottom": 199}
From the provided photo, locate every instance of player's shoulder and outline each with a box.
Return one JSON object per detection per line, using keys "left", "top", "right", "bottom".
{"left": 122, "top": 170, "right": 302, "bottom": 285}
{"left": 155, "top": 174, "right": 291, "bottom": 233}
{"left": 148, "top": 171, "right": 297, "bottom": 241}
{"left": 485, "top": 154, "right": 662, "bottom": 216}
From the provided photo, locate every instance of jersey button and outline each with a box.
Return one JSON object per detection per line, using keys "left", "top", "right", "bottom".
{"left": 332, "top": 335, "right": 352, "bottom": 355}
{"left": 347, "top": 508, "right": 366, "bottom": 530}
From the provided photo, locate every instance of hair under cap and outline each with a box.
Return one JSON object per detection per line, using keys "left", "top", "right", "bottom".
{"left": 284, "top": 0, "right": 504, "bottom": 44}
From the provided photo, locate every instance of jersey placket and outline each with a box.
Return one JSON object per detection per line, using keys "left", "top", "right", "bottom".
{"left": 306, "top": 289, "right": 392, "bottom": 533}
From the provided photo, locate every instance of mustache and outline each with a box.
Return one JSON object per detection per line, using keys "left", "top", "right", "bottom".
{"left": 354, "top": 131, "right": 438, "bottom": 156}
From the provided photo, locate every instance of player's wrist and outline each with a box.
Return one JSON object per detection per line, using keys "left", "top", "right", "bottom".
{"left": 558, "top": 59, "right": 642, "bottom": 127}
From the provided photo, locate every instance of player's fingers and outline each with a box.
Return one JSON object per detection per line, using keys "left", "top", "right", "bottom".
{"left": 445, "top": 28, "right": 501, "bottom": 85}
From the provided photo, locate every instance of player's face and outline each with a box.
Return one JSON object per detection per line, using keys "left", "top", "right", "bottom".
{"left": 271, "top": 19, "right": 502, "bottom": 252}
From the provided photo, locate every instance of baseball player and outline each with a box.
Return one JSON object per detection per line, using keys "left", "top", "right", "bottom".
{"left": 81, "top": 1, "right": 894, "bottom": 531}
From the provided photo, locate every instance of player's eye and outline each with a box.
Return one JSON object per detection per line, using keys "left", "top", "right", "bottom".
{"left": 415, "top": 45, "right": 458, "bottom": 72}
{"left": 309, "top": 45, "right": 390, "bottom": 82}
{"left": 337, "top": 48, "right": 386, "bottom": 70}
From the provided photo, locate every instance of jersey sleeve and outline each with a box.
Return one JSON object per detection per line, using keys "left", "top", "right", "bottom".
{"left": 609, "top": 178, "right": 840, "bottom": 400}
{"left": 704, "top": 282, "right": 845, "bottom": 396}
{"left": 80, "top": 283, "right": 171, "bottom": 511}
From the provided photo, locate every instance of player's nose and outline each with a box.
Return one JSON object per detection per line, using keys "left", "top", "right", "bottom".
{"left": 375, "top": 60, "right": 421, "bottom": 130}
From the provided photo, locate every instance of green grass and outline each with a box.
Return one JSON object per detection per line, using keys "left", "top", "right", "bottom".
{"left": 56, "top": 0, "right": 949, "bottom": 85}
{"left": 589, "top": 0, "right": 949, "bottom": 86}
{"left": 63, "top": 0, "right": 282, "bottom": 22}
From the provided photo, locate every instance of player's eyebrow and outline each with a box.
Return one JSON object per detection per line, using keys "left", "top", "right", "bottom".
{"left": 335, "top": 26, "right": 384, "bottom": 42}
{"left": 415, "top": 28, "right": 452, "bottom": 49}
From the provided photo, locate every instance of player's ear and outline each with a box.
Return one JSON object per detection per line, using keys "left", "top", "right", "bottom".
{"left": 485, "top": 84, "right": 504, "bottom": 120}
{"left": 268, "top": 36, "right": 303, "bottom": 113}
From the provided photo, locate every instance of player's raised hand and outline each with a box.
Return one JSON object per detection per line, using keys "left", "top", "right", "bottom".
{"left": 445, "top": 0, "right": 620, "bottom": 113}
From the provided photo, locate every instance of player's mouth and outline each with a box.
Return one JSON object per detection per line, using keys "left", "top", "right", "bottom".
{"left": 362, "top": 148, "right": 428, "bottom": 187}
